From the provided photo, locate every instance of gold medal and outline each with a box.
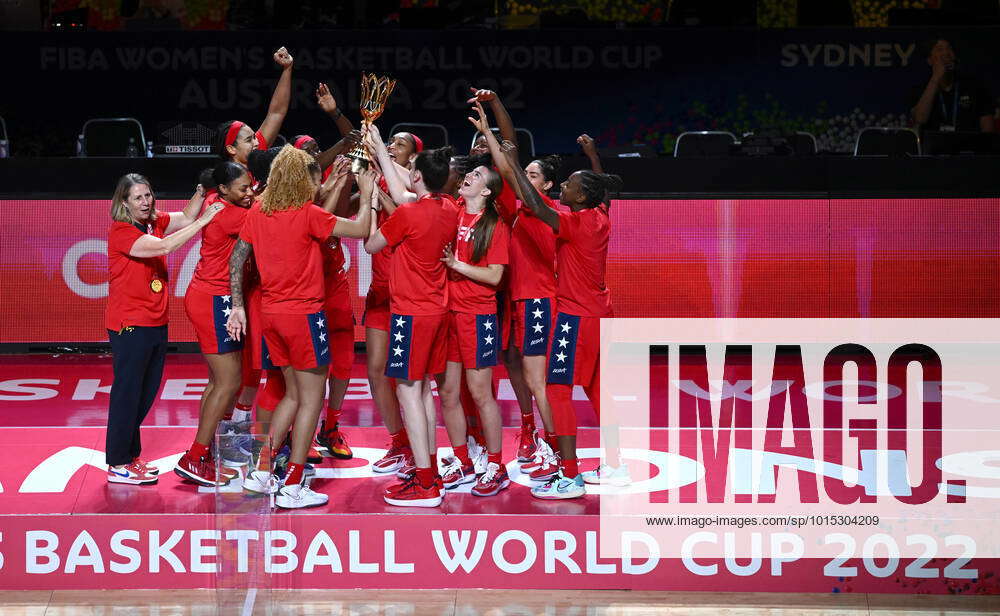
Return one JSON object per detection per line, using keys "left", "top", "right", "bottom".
{"left": 150, "top": 279, "right": 164, "bottom": 293}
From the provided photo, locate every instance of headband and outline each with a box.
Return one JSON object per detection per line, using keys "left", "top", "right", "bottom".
{"left": 294, "top": 135, "right": 315, "bottom": 149}
{"left": 224, "top": 121, "right": 246, "bottom": 147}
{"left": 410, "top": 133, "right": 424, "bottom": 152}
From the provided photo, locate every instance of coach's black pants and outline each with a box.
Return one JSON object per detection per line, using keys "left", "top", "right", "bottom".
{"left": 106, "top": 325, "right": 167, "bottom": 466}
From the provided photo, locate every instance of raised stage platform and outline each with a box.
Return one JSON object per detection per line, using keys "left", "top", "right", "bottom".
{"left": 0, "top": 354, "right": 997, "bottom": 595}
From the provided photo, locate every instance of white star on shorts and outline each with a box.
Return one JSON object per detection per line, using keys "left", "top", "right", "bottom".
{"left": 223, "top": 307, "right": 232, "bottom": 317}
{"left": 393, "top": 346, "right": 404, "bottom": 357}
{"left": 393, "top": 331, "right": 404, "bottom": 342}
{"left": 316, "top": 317, "right": 325, "bottom": 329}
{"left": 558, "top": 337, "right": 569, "bottom": 348}
{"left": 319, "top": 332, "right": 327, "bottom": 342}
{"left": 532, "top": 309, "right": 544, "bottom": 319}
{"left": 560, "top": 322, "right": 572, "bottom": 333}
{"left": 532, "top": 323, "right": 544, "bottom": 334}
{"left": 483, "top": 335, "right": 494, "bottom": 345}
{"left": 222, "top": 295, "right": 231, "bottom": 303}
{"left": 395, "top": 317, "right": 406, "bottom": 328}
{"left": 532, "top": 299, "right": 542, "bottom": 304}
{"left": 483, "top": 320, "right": 493, "bottom": 331}
{"left": 556, "top": 351, "right": 567, "bottom": 362}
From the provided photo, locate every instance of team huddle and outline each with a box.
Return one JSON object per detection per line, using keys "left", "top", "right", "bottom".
{"left": 103, "top": 47, "right": 624, "bottom": 510}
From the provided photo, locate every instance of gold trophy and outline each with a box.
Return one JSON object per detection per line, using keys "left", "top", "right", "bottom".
{"left": 348, "top": 72, "right": 397, "bottom": 172}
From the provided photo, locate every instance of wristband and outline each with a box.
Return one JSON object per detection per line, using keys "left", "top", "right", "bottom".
{"left": 331, "top": 108, "right": 343, "bottom": 120}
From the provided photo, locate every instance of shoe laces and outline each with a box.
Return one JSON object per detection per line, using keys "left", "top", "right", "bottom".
{"left": 441, "top": 457, "right": 464, "bottom": 477}
{"left": 480, "top": 461, "right": 500, "bottom": 483}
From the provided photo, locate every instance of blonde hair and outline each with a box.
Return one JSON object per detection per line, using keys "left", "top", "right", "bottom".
{"left": 110, "top": 173, "right": 153, "bottom": 223}
{"left": 260, "top": 145, "right": 318, "bottom": 214}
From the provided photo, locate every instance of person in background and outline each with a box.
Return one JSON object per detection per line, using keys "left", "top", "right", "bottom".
{"left": 911, "top": 38, "right": 995, "bottom": 133}
{"left": 105, "top": 174, "right": 222, "bottom": 485}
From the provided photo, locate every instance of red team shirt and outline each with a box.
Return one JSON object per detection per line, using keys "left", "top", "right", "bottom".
{"left": 369, "top": 177, "right": 394, "bottom": 293}
{"left": 105, "top": 212, "right": 172, "bottom": 331}
{"left": 321, "top": 237, "right": 349, "bottom": 301}
{"left": 189, "top": 195, "right": 249, "bottom": 295}
{"left": 555, "top": 205, "right": 613, "bottom": 317}
{"left": 497, "top": 191, "right": 559, "bottom": 301}
{"left": 238, "top": 202, "right": 337, "bottom": 314}
{"left": 448, "top": 204, "right": 510, "bottom": 314}
{"left": 379, "top": 194, "right": 460, "bottom": 316}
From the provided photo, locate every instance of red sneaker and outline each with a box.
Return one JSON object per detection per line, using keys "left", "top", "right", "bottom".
{"left": 373, "top": 445, "right": 411, "bottom": 474}
{"left": 529, "top": 452, "right": 561, "bottom": 482}
{"left": 306, "top": 446, "right": 324, "bottom": 464}
{"left": 516, "top": 426, "right": 538, "bottom": 462}
{"left": 472, "top": 462, "right": 511, "bottom": 497}
{"left": 383, "top": 477, "right": 444, "bottom": 507}
{"left": 173, "top": 453, "right": 232, "bottom": 487}
{"left": 316, "top": 421, "right": 353, "bottom": 459}
{"left": 132, "top": 458, "right": 159, "bottom": 475}
{"left": 440, "top": 458, "right": 476, "bottom": 489}
{"left": 395, "top": 452, "right": 416, "bottom": 480}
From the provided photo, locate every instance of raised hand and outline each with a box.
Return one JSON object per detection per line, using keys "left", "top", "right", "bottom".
{"left": 577, "top": 133, "right": 598, "bottom": 157}
{"left": 466, "top": 87, "right": 497, "bottom": 104}
{"left": 467, "top": 100, "right": 491, "bottom": 133}
{"left": 316, "top": 82, "right": 338, "bottom": 114}
{"left": 273, "top": 46, "right": 293, "bottom": 69}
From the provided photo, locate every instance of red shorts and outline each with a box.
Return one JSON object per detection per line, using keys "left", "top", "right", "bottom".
{"left": 446, "top": 311, "right": 501, "bottom": 370}
{"left": 363, "top": 287, "right": 391, "bottom": 332}
{"left": 261, "top": 310, "right": 331, "bottom": 371}
{"left": 257, "top": 369, "right": 285, "bottom": 411}
{"left": 385, "top": 312, "right": 448, "bottom": 381}
{"left": 246, "top": 284, "right": 264, "bottom": 370}
{"left": 183, "top": 286, "right": 243, "bottom": 355}
{"left": 325, "top": 299, "right": 355, "bottom": 380}
{"left": 546, "top": 313, "right": 600, "bottom": 388}
{"left": 512, "top": 297, "right": 556, "bottom": 357}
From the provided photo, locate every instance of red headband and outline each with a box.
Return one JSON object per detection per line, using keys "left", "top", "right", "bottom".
{"left": 224, "top": 121, "right": 246, "bottom": 147}
{"left": 294, "top": 135, "right": 315, "bottom": 149}
{"left": 410, "top": 134, "right": 424, "bottom": 152}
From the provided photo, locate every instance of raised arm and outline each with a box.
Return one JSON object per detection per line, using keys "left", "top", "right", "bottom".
{"left": 129, "top": 202, "right": 223, "bottom": 258}
{"left": 316, "top": 82, "right": 356, "bottom": 137}
{"left": 577, "top": 134, "right": 604, "bottom": 174}
{"left": 469, "top": 88, "right": 516, "bottom": 152}
{"left": 316, "top": 130, "right": 362, "bottom": 172}
{"left": 330, "top": 169, "right": 374, "bottom": 239}
{"left": 164, "top": 184, "right": 207, "bottom": 233}
{"left": 469, "top": 102, "right": 559, "bottom": 233}
{"left": 320, "top": 156, "right": 353, "bottom": 214}
{"left": 256, "top": 47, "right": 294, "bottom": 147}
{"left": 225, "top": 239, "right": 252, "bottom": 341}
{"left": 366, "top": 124, "right": 416, "bottom": 204}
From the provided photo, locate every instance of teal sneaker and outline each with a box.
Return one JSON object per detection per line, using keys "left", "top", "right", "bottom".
{"left": 530, "top": 470, "right": 585, "bottom": 499}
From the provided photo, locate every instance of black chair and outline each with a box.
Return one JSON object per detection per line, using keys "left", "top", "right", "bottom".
{"left": 741, "top": 131, "right": 817, "bottom": 155}
{"left": 80, "top": 118, "right": 147, "bottom": 157}
{"left": 854, "top": 127, "right": 920, "bottom": 157}
{"left": 674, "top": 131, "right": 737, "bottom": 157}
{"left": 388, "top": 123, "right": 449, "bottom": 150}
{"left": 468, "top": 127, "right": 536, "bottom": 159}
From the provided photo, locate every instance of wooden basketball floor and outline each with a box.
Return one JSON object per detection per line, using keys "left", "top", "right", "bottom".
{"left": 2, "top": 589, "right": 998, "bottom": 615}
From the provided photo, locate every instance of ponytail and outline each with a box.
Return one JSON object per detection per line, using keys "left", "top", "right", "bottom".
{"left": 577, "top": 171, "right": 623, "bottom": 209}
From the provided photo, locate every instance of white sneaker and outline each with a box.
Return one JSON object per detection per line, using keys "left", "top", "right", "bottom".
{"left": 582, "top": 463, "right": 632, "bottom": 487}
{"left": 275, "top": 483, "right": 328, "bottom": 509}
{"left": 242, "top": 470, "right": 278, "bottom": 495}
